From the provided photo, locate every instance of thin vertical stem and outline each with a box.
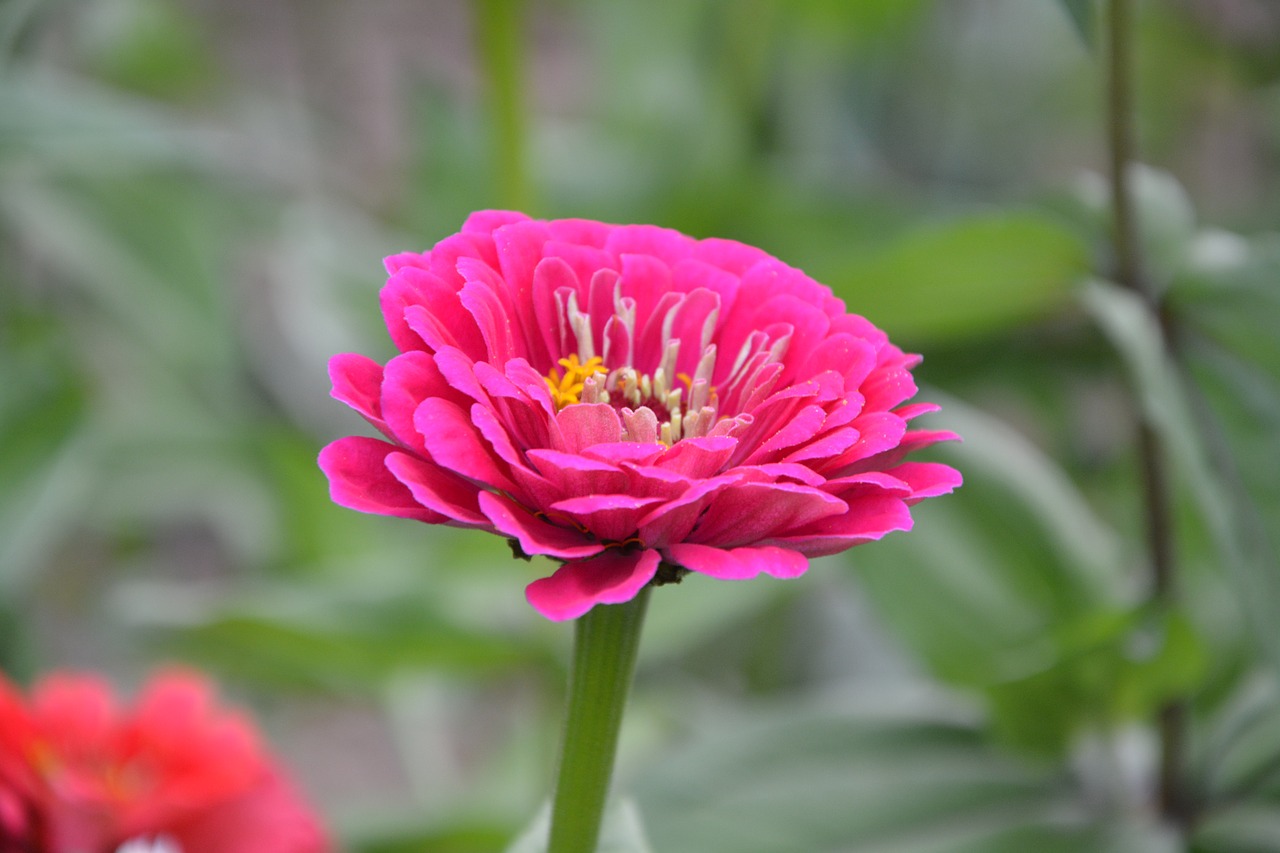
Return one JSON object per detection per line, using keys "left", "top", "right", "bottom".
{"left": 475, "top": 0, "right": 533, "bottom": 212}
{"left": 1105, "top": 0, "right": 1187, "bottom": 827}
{"left": 548, "top": 588, "right": 652, "bottom": 853}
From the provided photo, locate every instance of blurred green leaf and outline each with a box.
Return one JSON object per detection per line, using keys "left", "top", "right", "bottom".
{"left": 0, "top": 70, "right": 214, "bottom": 171}
{"left": 1057, "top": 0, "right": 1097, "bottom": 51}
{"left": 81, "top": 0, "right": 218, "bottom": 100}
{"left": 164, "top": 606, "right": 550, "bottom": 692}
{"left": 1201, "top": 678, "right": 1280, "bottom": 804}
{"left": 930, "top": 392, "right": 1125, "bottom": 602}
{"left": 631, "top": 693, "right": 1172, "bottom": 852}
{"left": 830, "top": 213, "right": 1090, "bottom": 343}
{"left": 1192, "top": 803, "right": 1280, "bottom": 853}
{"left": 350, "top": 821, "right": 514, "bottom": 853}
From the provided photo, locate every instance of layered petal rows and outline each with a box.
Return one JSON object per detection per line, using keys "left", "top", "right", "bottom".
{"left": 320, "top": 211, "right": 961, "bottom": 620}
{"left": 0, "top": 670, "right": 329, "bottom": 853}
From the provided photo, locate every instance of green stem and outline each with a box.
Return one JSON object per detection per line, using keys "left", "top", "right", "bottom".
{"left": 475, "top": 0, "right": 533, "bottom": 212}
{"left": 548, "top": 587, "right": 652, "bottom": 853}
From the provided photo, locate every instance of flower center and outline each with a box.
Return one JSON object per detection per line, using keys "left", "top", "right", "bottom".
{"left": 544, "top": 355, "right": 608, "bottom": 408}
{"left": 545, "top": 353, "right": 719, "bottom": 446}
{"left": 541, "top": 278, "right": 785, "bottom": 446}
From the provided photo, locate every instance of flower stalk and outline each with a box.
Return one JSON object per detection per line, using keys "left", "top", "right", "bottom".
{"left": 475, "top": 0, "right": 532, "bottom": 212}
{"left": 548, "top": 586, "right": 652, "bottom": 853}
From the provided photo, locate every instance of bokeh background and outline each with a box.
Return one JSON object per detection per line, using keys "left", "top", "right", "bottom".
{"left": 4, "top": 0, "right": 1280, "bottom": 850}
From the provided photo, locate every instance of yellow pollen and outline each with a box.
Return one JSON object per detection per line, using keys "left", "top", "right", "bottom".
{"left": 544, "top": 354, "right": 608, "bottom": 409}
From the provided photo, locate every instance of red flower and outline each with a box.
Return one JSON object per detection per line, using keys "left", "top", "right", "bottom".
{"left": 321, "top": 211, "right": 960, "bottom": 620}
{"left": 0, "top": 670, "right": 329, "bottom": 853}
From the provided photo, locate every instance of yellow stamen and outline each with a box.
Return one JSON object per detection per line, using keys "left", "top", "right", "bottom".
{"left": 544, "top": 354, "right": 608, "bottom": 409}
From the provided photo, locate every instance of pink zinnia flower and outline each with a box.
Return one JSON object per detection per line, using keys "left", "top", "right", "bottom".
{"left": 320, "top": 211, "right": 960, "bottom": 621}
{"left": 0, "top": 670, "right": 330, "bottom": 853}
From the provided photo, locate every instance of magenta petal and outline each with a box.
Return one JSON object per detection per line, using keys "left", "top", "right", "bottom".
{"left": 557, "top": 403, "right": 623, "bottom": 453}
{"left": 550, "top": 494, "right": 665, "bottom": 542}
{"left": 766, "top": 495, "right": 914, "bottom": 556}
{"left": 692, "top": 481, "right": 847, "bottom": 546}
{"left": 415, "top": 397, "right": 517, "bottom": 492}
{"left": 889, "top": 461, "right": 964, "bottom": 502}
{"left": 478, "top": 491, "right": 605, "bottom": 560}
{"left": 657, "top": 436, "right": 736, "bottom": 479}
{"left": 782, "top": 426, "right": 860, "bottom": 465}
{"left": 743, "top": 403, "right": 827, "bottom": 465}
{"left": 329, "top": 353, "right": 386, "bottom": 430}
{"left": 582, "top": 442, "right": 666, "bottom": 467}
{"left": 462, "top": 209, "right": 531, "bottom": 234}
{"left": 636, "top": 473, "right": 742, "bottom": 547}
{"left": 318, "top": 437, "right": 442, "bottom": 523}
{"left": 666, "top": 543, "right": 809, "bottom": 580}
{"left": 385, "top": 452, "right": 489, "bottom": 527}
{"left": 381, "top": 351, "right": 457, "bottom": 454}
{"left": 527, "top": 449, "right": 628, "bottom": 499}
{"left": 525, "top": 549, "right": 662, "bottom": 621}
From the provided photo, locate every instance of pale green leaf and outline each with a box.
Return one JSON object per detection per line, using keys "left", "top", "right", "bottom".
{"left": 830, "top": 213, "right": 1090, "bottom": 343}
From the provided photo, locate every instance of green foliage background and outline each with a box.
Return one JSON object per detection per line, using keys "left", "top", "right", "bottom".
{"left": 3, "top": 0, "right": 1280, "bottom": 850}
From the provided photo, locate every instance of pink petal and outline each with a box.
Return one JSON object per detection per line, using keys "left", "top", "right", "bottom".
{"left": 742, "top": 403, "right": 827, "bottom": 465}
{"left": 318, "top": 437, "right": 442, "bottom": 523}
{"left": 825, "top": 411, "right": 907, "bottom": 472}
{"left": 384, "top": 250, "right": 430, "bottom": 275}
{"left": 604, "top": 224, "right": 696, "bottom": 265}
{"left": 546, "top": 217, "right": 613, "bottom": 247}
{"left": 382, "top": 266, "right": 483, "bottom": 356}
{"left": 895, "top": 402, "right": 942, "bottom": 421}
{"left": 525, "top": 549, "right": 661, "bottom": 621}
{"left": 691, "top": 481, "right": 847, "bottom": 546}
{"left": 765, "top": 495, "right": 914, "bottom": 556}
{"left": 381, "top": 351, "right": 459, "bottom": 454}
{"left": 751, "top": 294, "right": 831, "bottom": 384}
{"left": 526, "top": 449, "right": 632, "bottom": 503}
{"left": 665, "top": 543, "right": 809, "bottom": 580}
{"left": 669, "top": 258, "right": 739, "bottom": 320}
{"left": 692, "top": 237, "right": 772, "bottom": 276}
{"left": 824, "top": 470, "right": 913, "bottom": 499}
{"left": 888, "top": 461, "right": 963, "bottom": 502}
{"left": 385, "top": 452, "right": 489, "bottom": 527}
{"left": 664, "top": 288, "right": 723, "bottom": 377}
{"left": 739, "top": 462, "right": 826, "bottom": 487}
{"left": 557, "top": 403, "right": 623, "bottom": 453}
{"left": 462, "top": 209, "right": 531, "bottom": 235}
{"left": 329, "top": 353, "right": 387, "bottom": 433}
{"left": 459, "top": 274, "right": 525, "bottom": 363}
{"left": 657, "top": 436, "right": 736, "bottom": 479}
{"left": 807, "top": 333, "right": 878, "bottom": 389}
{"left": 860, "top": 361, "right": 919, "bottom": 412}
{"left": 636, "top": 472, "right": 742, "bottom": 546}
{"left": 581, "top": 442, "right": 666, "bottom": 467}
{"left": 543, "top": 240, "right": 618, "bottom": 299}
{"left": 532, "top": 257, "right": 580, "bottom": 364}
{"left": 619, "top": 254, "right": 674, "bottom": 348}
{"left": 588, "top": 268, "right": 622, "bottom": 350}
{"left": 781, "top": 426, "right": 860, "bottom": 465}
{"left": 550, "top": 494, "right": 665, "bottom": 542}
{"left": 477, "top": 492, "right": 605, "bottom": 560}
{"left": 415, "top": 398, "right": 517, "bottom": 492}
{"left": 431, "top": 346, "right": 490, "bottom": 404}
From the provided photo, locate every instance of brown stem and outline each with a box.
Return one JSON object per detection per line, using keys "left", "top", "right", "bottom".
{"left": 1105, "top": 0, "right": 1188, "bottom": 827}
